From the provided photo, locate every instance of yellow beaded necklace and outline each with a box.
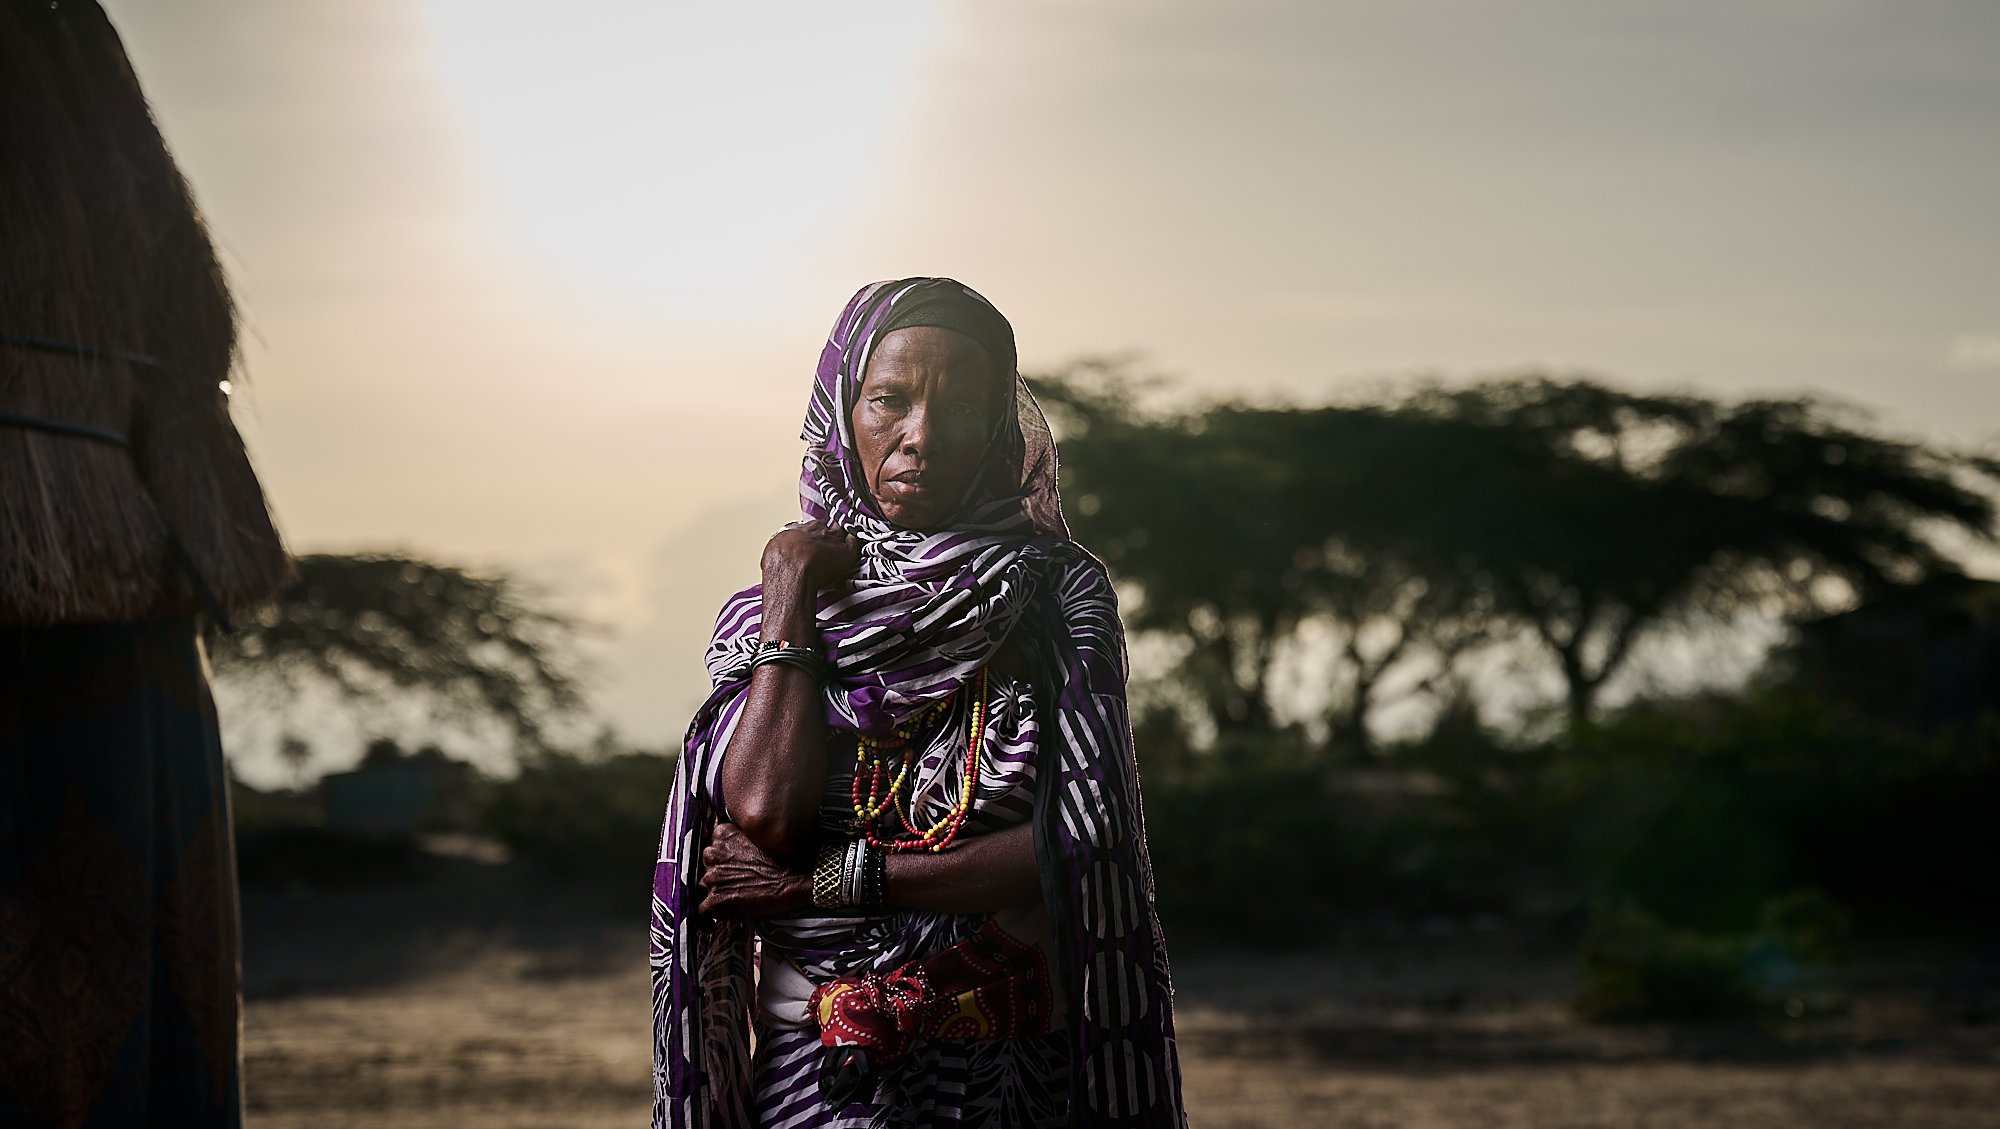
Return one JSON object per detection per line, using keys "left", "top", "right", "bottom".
{"left": 849, "top": 667, "right": 989, "bottom": 853}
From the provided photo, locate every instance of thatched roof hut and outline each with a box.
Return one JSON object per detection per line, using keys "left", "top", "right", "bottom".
{"left": 1, "top": 2, "right": 289, "bottom": 626}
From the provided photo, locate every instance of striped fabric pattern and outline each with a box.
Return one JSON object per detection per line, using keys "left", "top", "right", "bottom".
{"left": 651, "top": 279, "right": 1185, "bottom": 1128}
{"left": 752, "top": 1026, "right": 1070, "bottom": 1129}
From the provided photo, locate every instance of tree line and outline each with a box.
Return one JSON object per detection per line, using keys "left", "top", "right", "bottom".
{"left": 1033, "top": 361, "right": 1999, "bottom": 751}
{"left": 213, "top": 367, "right": 2000, "bottom": 1017}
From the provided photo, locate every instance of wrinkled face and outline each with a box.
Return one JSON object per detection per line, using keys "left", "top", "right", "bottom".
{"left": 850, "top": 326, "right": 999, "bottom": 531}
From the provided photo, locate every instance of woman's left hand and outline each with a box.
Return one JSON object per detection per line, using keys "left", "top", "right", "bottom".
{"left": 698, "top": 821, "right": 813, "bottom": 918}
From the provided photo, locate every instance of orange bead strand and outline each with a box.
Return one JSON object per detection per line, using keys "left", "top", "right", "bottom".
{"left": 848, "top": 667, "right": 988, "bottom": 854}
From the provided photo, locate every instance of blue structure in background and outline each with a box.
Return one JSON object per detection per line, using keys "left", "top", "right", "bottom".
{"left": 321, "top": 740, "right": 476, "bottom": 835}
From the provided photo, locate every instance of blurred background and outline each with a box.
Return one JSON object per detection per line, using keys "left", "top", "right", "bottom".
{"left": 105, "top": 1, "right": 2000, "bottom": 1125}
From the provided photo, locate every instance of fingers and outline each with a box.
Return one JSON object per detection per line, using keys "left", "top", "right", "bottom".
{"left": 777, "top": 519, "right": 859, "bottom": 547}
{"left": 696, "top": 877, "right": 759, "bottom": 918}
{"left": 701, "top": 822, "right": 760, "bottom": 887}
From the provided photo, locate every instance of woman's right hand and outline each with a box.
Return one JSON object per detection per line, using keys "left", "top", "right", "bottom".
{"left": 698, "top": 821, "right": 812, "bottom": 918}
{"left": 761, "top": 519, "right": 861, "bottom": 593}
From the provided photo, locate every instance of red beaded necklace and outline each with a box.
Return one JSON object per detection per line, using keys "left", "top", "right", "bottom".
{"left": 849, "top": 667, "right": 989, "bottom": 853}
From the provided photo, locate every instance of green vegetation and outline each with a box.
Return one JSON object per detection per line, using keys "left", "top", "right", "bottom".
{"left": 1041, "top": 364, "right": 1998, "bottom": 1014}
{"left": 479, "top": 737, "right": 679, "bottom": 883}
{"left": 225, "top": 369, "right": 2000, "bottom": 1023}
{"left": 210, "top": 554, "right": 586, "bottom": 752}
{"left": 1575, "top": 890, "right": 1852, "bottom": 1021}
{"left": 1035, "top": 363, "right": 1998, "bottom": 739}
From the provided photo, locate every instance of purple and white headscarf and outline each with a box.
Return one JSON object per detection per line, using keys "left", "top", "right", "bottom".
{"left": 651, "top": 278, "right": 1186, "bottom": 1127}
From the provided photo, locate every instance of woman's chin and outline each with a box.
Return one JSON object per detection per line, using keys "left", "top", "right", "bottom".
{"left": 879, "top": 498, "right": 949, "bottom": 532}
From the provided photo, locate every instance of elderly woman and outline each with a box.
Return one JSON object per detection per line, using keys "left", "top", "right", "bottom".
{"left": 651, "top": 279, "right": 1186, "bottom": 1128}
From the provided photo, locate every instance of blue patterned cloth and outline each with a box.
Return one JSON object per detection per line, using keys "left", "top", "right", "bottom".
{"left": 0, "top": 619, "right": 242, "bottom": 1128}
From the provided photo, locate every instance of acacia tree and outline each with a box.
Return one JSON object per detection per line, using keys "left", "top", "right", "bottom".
{"left": 1033, "top": 370, "right": 1315, "bottom": 734}
{"left": 1311, "top": 544, "right": 1495, "bottom": 758}
{"left": 1391, "top": 379, "right": 2000, "bottom": 724}
{"left": 207, "top": 553, "right": 586, "bottom": 756}
{"left": 1035, "top": 370, "right": 1480, "bottom": 747}
{"left": 1039, "top": 363, "right": 2000, "bottom": 743}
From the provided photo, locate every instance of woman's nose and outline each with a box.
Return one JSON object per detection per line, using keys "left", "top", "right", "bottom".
{"left": 899, "top": 407, "right": 934, "bottom": 455}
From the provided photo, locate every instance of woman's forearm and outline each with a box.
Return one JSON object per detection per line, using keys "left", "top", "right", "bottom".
{"left": 882, "top": 821, "right": 1040, "bottom": 914}
{"left": 719, "top": 568, "right": 828, "bottom": 862}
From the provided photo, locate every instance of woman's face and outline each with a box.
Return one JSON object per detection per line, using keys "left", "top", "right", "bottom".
{"left": 850, "top": 326, "right": 998, "bottom": 531}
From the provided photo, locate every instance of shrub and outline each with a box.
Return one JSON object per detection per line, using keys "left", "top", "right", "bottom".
{"left": 1574, "top": 888, "right": 1851, "bottom": 1022}
{"left": 232, "top": 780, "right": 424, "bottom": 887}
{"left": 234, "top": 823, "right": 423, "bottom": 887}
{"left": 479, "top": 747, "right": 678, "bottom": 882}
{"left": 1142, "top": 726, "right": 1509, "bottom": 946}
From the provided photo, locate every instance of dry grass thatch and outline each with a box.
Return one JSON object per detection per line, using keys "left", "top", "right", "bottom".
{"left": 0, "top": 2, "right": 289, "bottom": 626}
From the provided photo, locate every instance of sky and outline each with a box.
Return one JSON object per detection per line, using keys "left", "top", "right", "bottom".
{"left": 100, "top": 0, "right": 2000, "bottom": 781}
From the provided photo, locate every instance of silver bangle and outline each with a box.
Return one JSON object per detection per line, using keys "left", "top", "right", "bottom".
{"left": 843, "top": 837, "right": 866, "bottom": 907}
{"left": 752, "top": 639, "right": 825, "bottom": 681}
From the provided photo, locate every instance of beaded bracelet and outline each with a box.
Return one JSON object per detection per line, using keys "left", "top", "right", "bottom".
{"left": 752, "top": 637, "right": 825, "bottom": 681}
{"left": 861, "top": 838, "right": 887, "bottom": 905}
{"left": 810, "top": 837, "right": 887, "bottom": 910}
{"left": 811, "top": 840, "right": 848, "bottom": 910}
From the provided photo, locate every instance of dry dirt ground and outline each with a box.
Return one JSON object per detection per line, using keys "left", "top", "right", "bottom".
{"left": 240, "top": 848, "right": 2000, "bottom": 1128}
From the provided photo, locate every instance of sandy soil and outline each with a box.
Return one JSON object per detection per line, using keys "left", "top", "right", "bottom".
{"left": 240, "top": 850, "right": 2000, "bottom": 1128}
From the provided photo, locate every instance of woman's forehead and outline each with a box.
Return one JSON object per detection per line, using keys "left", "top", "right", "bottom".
{"left": 859, "top": 327, "right": 995, "bottom": 385}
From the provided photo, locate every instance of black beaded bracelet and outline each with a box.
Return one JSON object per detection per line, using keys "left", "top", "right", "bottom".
{"left": 862, "top": 840, "right": 887, "bottom": 907}
{"left": 752, "top": 637, "right": 825, "bottom": 681}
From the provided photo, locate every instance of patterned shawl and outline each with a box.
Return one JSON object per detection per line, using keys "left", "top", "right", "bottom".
{"left": 651, "top": 278, "right": 1186, "bottom": 1127}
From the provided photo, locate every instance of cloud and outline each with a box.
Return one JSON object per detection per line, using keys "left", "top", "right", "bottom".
{"left": 1945, "top": 333, "right": 2000, "bottom": 372}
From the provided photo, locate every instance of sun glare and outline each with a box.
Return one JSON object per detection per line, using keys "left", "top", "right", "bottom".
{"left": 422, "top": 1, "right": 941, "bottom": 318}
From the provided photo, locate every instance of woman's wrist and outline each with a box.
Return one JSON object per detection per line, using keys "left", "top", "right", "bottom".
{"left": 810, "top": 837, "right": 889, "bottom": 910}
{"left": 782, "top": 870, "right": 814, "bottom": 914}
{"left": 758, "top": 570, "right": 820, "bottom": 644}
